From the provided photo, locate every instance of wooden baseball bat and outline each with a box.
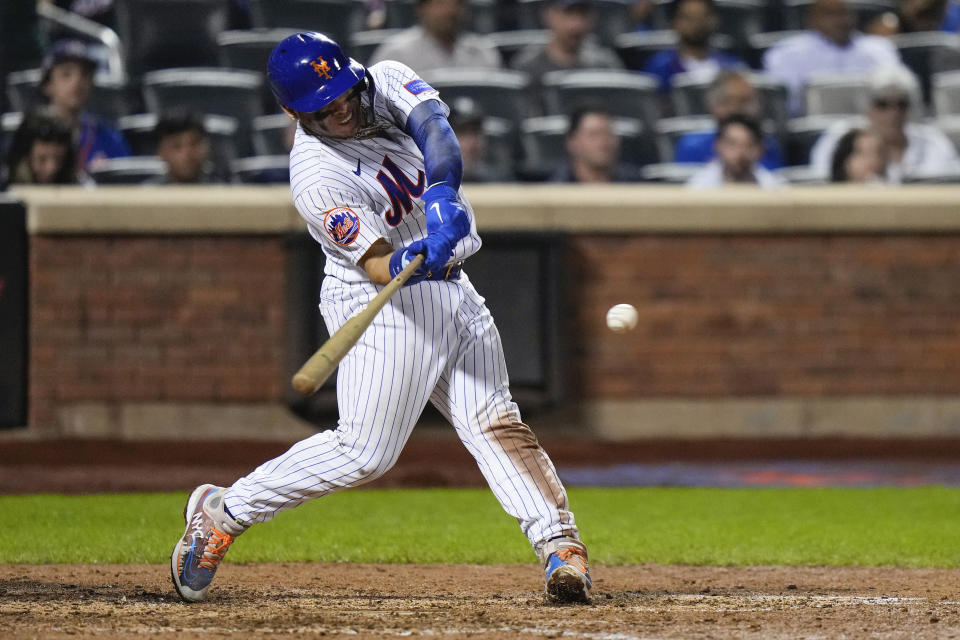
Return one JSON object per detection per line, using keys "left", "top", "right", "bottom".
{"left": 291, "top": 254, "right": 425, "bottom": 396}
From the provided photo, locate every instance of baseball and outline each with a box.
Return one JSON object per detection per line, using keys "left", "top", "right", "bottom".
{"left": 606, "top": 303, "right": 638, "bottom": 333}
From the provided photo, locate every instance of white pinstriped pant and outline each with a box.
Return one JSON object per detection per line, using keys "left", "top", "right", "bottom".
{"left": 224, "top": 273, "right": 579, "bottom": 550}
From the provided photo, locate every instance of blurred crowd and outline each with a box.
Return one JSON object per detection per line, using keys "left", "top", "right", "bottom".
{"left": 3, "top": 0, "right": 960, "bottom": 189}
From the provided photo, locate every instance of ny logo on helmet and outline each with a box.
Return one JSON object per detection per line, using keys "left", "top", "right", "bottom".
{"left": 310, "top": 56, "right": 332, "bottom": 80}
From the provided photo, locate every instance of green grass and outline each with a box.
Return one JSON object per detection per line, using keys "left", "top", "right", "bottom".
{"left": 4, "top": 487, "right": 960, "bottom": 566}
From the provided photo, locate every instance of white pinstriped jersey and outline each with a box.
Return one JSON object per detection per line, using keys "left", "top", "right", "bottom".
{"left": 222, "top": 58, "right": 581, "bottom": 558}
{"left": 289, "top": 60, "right": 482, "bottom": 284}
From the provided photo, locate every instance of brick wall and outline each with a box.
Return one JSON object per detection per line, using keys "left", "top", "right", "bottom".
{"left": 570, "top": 235, "right": 960, "bottom": 398}
{"left": 29, "top": 236, "right": 288, "bottom": 427}
{"left": 27, "top": 232, "right": 960, "bottom": 430}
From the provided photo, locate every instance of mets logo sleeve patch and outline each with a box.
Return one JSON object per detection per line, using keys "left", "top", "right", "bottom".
{"left": 323, "top": 207, "right": 361, "bottom": 246}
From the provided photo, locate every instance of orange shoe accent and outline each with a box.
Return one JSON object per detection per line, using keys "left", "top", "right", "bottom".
{"left": 557, "top": 547, "right": 588, "bottom": 573}
{"left": 198, "top": 528, "right": 234, "bottom": 571}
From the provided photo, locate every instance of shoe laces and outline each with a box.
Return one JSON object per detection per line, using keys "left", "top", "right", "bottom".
{"left": 198, "top": 527, "right": 234, "bottom": 571}
{"left": 556, "top": 547, "right": 588, "bottom": 573}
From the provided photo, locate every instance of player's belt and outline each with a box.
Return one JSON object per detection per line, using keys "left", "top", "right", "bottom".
{"left": 423, "top": 262, "right": 463, "bottom": 282}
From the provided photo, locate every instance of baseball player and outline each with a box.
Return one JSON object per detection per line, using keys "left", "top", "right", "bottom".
{"left": 170, "top": 32, "right": 591, "bottom": 604}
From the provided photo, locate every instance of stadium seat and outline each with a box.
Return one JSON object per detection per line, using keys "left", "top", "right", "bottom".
{"left": 248, "top": 0, "right": 360, "bottom": 42}
{"left": 476, "top": 115, "right": 518, "bottom": 180}
{"left": 639, "top": 162, "right": 704, "bottom": 183}
{"left": 87, "top": 156, "right": 168, "bottom": 184}
{"left": 893, "top": 32, "right": 960, "bottom": 109}
{"left": 541, "top": 69, "right": 660, "bottom": 130}
{"left": 5, "top": 69, "right": 42, "bottom": 114}
{"left": 804, "top": 73, "right": 871, "bottom": 116}
{"left": 934, "top": 115, "right": 960, "bottom": 153}
{"left": 218, "top": 29, "right": 299, "bottom": 72}
{"left": 933, "top": 70, "right": 960, "bottom": 116}
{"left": 113, "top": 0, "right": 230, "bottom": 78}
{"left": 0, "top": 111, "right": 23, "bottom": 155}
{"left": 784, "top": 114, "right": 866, "bottom": 167}
{"left": 781, "top": 0, "right": 896, "bottom": 31}
{"left": 614, "top": 30, "right": 679, "bottom": 71}
{"left": 349, "top": 29, "right": 405, "bottom": 65}
{"left": 655, "top": 115, "right": 715, "bottom": 163}
{"left": 520, "top": 115, "right": 570, "bottom": 180}
{"left": 775, "top": 165, "right": 827, "bottom": 184}
{"left": 746, "top": 30, "right": 802, "bottom": 69}
{"left": 902, "top": 160, "right": 960, "bottom": 183}
{"left": 232, "top": 155, "right": 291, "bottom": 183}
{"left": 713, "top": 0, "right": 767, "bottom": 54}
{"left": 252, "top": 113, "right": 295, "bottom": 156}
{"left": 488, "top": 29, "right": 552, "bottom": 67}
{"left": 421, "top": 68, "right": 531, "bottom": 126}
{"left": 141, "top": 68, "right": 264, "bottom": 155}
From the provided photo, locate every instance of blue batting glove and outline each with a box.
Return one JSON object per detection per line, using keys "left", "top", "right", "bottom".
{"left": 422, "top": 183, "right": 471, "bottom": 244}
{"left": 408, "top": 232, "right": 454, "bottom": 275}
{"left": 388, "top": 246, "right": 429, "bottom": 286}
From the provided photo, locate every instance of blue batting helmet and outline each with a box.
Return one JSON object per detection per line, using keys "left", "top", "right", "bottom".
{"left": 267, "top": 32, "right": 366, "bottom": 113}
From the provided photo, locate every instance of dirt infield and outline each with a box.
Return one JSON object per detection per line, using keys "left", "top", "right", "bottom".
{"left": 2, "top": 563, "right": 960, "bottom": 639}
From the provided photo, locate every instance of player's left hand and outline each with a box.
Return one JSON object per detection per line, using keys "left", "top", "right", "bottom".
{"left": 407, "top": 232, "right": 454, "bottom": 275}
{"left": 422, "top": 184, "right": 470, "bottom": 244}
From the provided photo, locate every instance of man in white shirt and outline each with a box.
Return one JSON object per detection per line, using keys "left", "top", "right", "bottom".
{"left": 687, "top": 114, "right": 786, "bottom": 187}
{"left": 763, "top": 0, "right": 901, "bottom": 116}
{"left": 809, "top": 65, "right": 959, "bottom": 182}
{"left": 369, "top": 0, "right": 502, "bottom": 73}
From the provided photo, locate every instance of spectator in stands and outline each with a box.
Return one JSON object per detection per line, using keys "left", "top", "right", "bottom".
{"left": 830, "top": 128, "right": 887, "bottom": 183}
{"left": 369, "top": 0, "right": 501, "bottom": 73}
{"left": 40, "top": 39, "right": 130, "bottom": 172}
{"left": 2, "top": 107, "right": 87, "bottom": 187}
{"left": 510, "top": 0, "right": 623, "bottom": 115}
{"left": 449, "top": 97, "right": 513, "bottom": 183}
{"left": 550, "top": 105, "right": 643, "bottom": 183}
{"left": 642, "top": 0, "right": 744, "bottom": 95}
{"left": 809, "top": 65, "right": 958, "bottom": 182}
{"left": 687, "top": 114, "right": 786, "bottom": 187}
{"left": 629, "top": 0, "right": 657, "bottom": 31}
{"left": 763, "top": 0, "right": 901, "bottom": 116}
{"left": 151, "top": 111, "right": 222, "bottom": 185}
{"left": 674, "top": 70, "right": 785, "bottom": 169}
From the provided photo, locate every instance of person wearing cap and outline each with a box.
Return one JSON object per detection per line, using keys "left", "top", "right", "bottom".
{"left": 40, "top": 39, "right": 130, "bottom": 173}
{"left": 510, "top": 0, "right": 623, "bottom": 115}
{"left": 369, "top": 0, "right": 501, "bottom": 73}
{"left": 808, "top": 65, "right": 958, "bottom": 183}
{"left": 763, "top": 0, "right": 901, "bottom": 117}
